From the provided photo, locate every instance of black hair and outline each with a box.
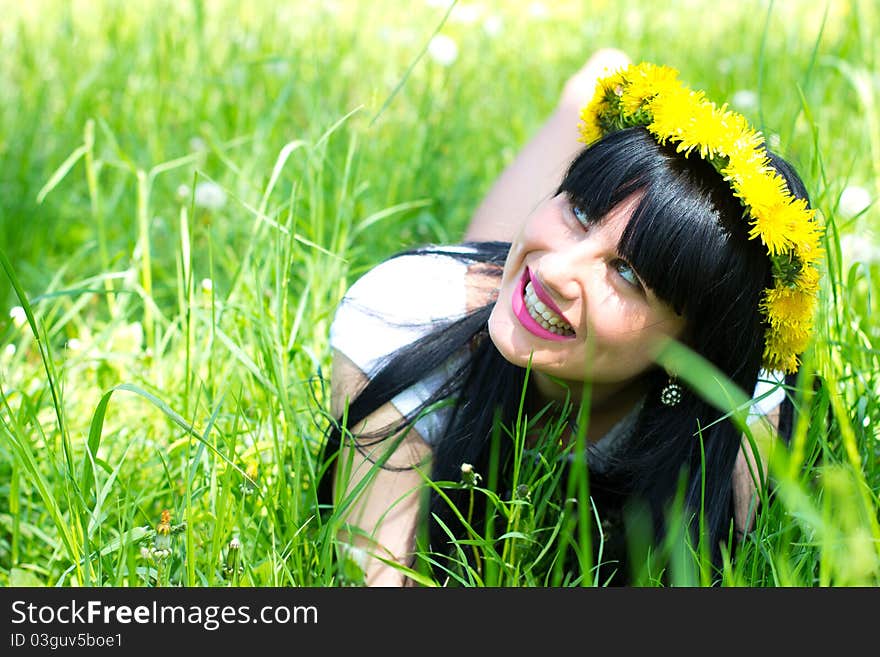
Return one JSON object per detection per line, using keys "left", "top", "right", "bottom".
{"left": 319, "top": 126, "right": 810, "bottom": 584}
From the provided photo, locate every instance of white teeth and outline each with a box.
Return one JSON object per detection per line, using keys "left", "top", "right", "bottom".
{"left": 523, "top": 280, "right": 574, "bottom": 335}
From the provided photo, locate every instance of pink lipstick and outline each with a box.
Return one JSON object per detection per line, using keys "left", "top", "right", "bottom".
{"left": 511, "top": 268, "right": 574, "bottom": 342}
{"left": 527, "top": 266, "right": 569, "bottom": 319}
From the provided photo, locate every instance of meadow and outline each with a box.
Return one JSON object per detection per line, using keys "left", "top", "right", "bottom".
{"left": 1, "top": 0, "right": 878, "bottom": 587}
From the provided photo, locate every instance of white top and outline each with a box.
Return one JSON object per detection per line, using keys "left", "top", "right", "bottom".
{"left": 329, "top": 248, "right": 787, "bottom": 447}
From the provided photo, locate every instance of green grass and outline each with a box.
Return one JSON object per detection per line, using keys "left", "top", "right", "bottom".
{"left": 0, "top": 0, "right": 878, "bottom": 587}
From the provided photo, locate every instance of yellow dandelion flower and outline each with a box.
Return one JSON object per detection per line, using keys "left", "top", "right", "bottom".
{"left": 716, "top": 111, "right": 764, "bottom": 159}
{"left": 767, "top": 323, "right": 812, "bottom": 355}
{"left": 721, "top": 149, "right": 771, "bottom": 191}
{"left": 761, "top": 285, "right": 816, "bottom": 328}
{"left": 648, "top": 87, "right": 706, "bottom": 147}
{"left": 578, "top": 94, "right": 607, "bottom": 144}
{"left": 748, "top": 205, "right": 795, "bottom": 255}
{"left": 762, "top": 342, "right": 800, "bottom": 374}
{"left": 598, "top": 70, "right": 627, "bottom": 98}
{"left": 766, "top": 321, "right": 811, "bottom": 356}
{"left": 671, "top": 100, "right": 731, "bottom": 159}
{"left": 245, "top": 460, "right": 259, "bottom": 480}
{"left": 579, "top": 117, "right": 602, "bottom": 145}
{"left": 578, "top": 61, "right": 823, "bottom": 373}
{"left": 728, "top": 166, "right": 789, "bottom": 214}
{"left": 786, "top": 204, "right": 824, "bottom": 264}
{"left": 796, "top": 264, "right": 821, "bottom": 293}
{"left": 620, "top": 63, "right": 681, "bottom": 115}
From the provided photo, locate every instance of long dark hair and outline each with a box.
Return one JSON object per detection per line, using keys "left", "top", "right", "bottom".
{"left": 319, "top": 127, "right": 809, "bottom": 583}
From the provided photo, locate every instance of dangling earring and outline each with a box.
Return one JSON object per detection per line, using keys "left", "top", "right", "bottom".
{"left": 660, "top": 375, "right": 683, "bottom": 406}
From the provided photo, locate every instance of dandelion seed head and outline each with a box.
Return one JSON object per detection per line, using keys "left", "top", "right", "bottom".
{"left": 110, "top": 321, "right": 144, "bottom": 354}
{"left": 451, "top": 3, "right": 482, "bottom": 24}
{"left": 482, "top": 14, "right": 503, "bottom": 36}
{"left": 838, "top": 185, "right": 872, "bottom": 219}
{"left": 528, "top": 2, "right": 548, "bottom": 18}
{"left": 427, "top": 34, "right": 458, "bottom": 67}
{"left": 194, "top": 181, "right": 227, "bottom": 211}
{"left": 267, "top": 59, "right": 290, "bottom": 76}
{"left": 731, "top": 89, "right": 758, "bottom": 111}
{"left": 9, "top": 306, "right": 26, "bottom": 328}
{"left": 839, "top": 232, "right": 880, "bottom": 265}
{"left": 188, "top": 136, "right": 208, "bottom": 153}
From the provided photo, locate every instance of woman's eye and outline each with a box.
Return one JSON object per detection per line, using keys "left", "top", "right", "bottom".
{"left": 572, "top": 203, "right": 589, "bottom": 228}
{"left": 613, "top": 259, "right": 643, "bottom": 290}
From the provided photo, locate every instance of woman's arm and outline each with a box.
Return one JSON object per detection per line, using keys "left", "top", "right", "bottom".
{"left": 464, "top": 48, "right": 631, "bottom": 242}
{"left": 733, "top": 405, "right": 782, "bottom": 536}
{"left": 331, "top": 350, "right": 432, "bottom": 586}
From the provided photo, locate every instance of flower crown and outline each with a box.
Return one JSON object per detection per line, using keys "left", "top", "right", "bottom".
{"left": 578, "top": 62, "right": 822, "bottom": 374}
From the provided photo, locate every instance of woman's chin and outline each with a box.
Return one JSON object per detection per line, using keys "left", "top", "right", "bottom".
{"left": 489, "top": 305, "right": 549, "bottom": 369}
{"left": 487, "top": 306, "right": 524, "bottom": 365}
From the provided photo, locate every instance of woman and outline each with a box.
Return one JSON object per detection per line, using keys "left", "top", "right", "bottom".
{"left": 321, "top": 50, "right": 820, "bottom": 586}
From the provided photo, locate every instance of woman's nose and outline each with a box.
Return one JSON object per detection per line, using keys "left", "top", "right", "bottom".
{"left": 534, "top": 246, "right": 584, "bottom": 302}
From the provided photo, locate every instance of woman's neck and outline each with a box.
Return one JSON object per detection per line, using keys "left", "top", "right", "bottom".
{"left": 528, "top": 371, "right": 647, "bottom": 444}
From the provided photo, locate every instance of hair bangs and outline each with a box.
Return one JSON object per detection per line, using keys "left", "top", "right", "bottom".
{"left": 618, "top": 179, "right": 754, "bottom": 318}
{"left": 558, "top": 128, "right": 771, "bottom": 325}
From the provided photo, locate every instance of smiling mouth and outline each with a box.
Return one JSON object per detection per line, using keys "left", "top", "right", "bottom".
{"left": 510, "top": 269, "right": 576, "bottom": 341}
{"left": 524, "top": 279, "right": 575, "bottom": 334}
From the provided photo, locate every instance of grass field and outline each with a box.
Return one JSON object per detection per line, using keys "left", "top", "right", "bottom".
{"left": 1, "top": 0, "right": 878, "bottom": 587}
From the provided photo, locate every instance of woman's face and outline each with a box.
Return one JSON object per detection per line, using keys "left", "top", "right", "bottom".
{"left": 488, "top": 191, "right": 687, "bottom": 404}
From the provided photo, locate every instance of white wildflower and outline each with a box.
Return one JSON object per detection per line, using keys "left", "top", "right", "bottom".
{"left": 427, "top": 34, "right": 458, "bottom": 67}
{"left": 483, "top": 14, "right": 503, "bottom": 36}
{"left": 3, "top": 343, "right": 15, "bottom": 359}
{"left": 528, "top": 2, "right": 548, "bottom": 18}
{"left": 838, "top": 185, "right": 872, "bottom": 219}
{"left": 189, "top": 136, "right": 208, "bottom": 153}
{"left": 451, "top": 3, "right": 482, "bottom": 24}
{"left": 9, "top": 306, "right": 26, "bottom": 328}
{"left": 200, "top": 278, "right": 213, "bottom": 294}
{"left": 267, "top": 59, "right": 290, "bottom": 76}
{"left": 110, "top": 321, "right": 144, "bottom": 354}
{"left": 625, "top": 8, "right": 644, "bottom": 32}
{"left": 66, "top": 337, "right": 83, "bottom": 351}
{"left": 839, "top": 233, "right": 880, "bottom": 264}
{"left": 460, "top": 462, "right": 482, "bottom": 487}
{"left": 731, "top": 89, "right": 758, "bottom": 111}
{"left": 194, "top": 181, "right": 227, "bottom": 211}
{"left": 176, "top": 184, "right": 191, "bottom": 200}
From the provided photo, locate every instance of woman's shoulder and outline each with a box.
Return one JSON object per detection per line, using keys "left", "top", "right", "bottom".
{"left": 329, "top": 245, "right": 484, "bottom": 372}
{"left": 337, "top": 245, "right": 481, "bottom": 322}
{"left": 749, "top": 368, "right": 787, "bottom": 423}
{"left": 329, "top": 244, "right": 498, "bottom": 446}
